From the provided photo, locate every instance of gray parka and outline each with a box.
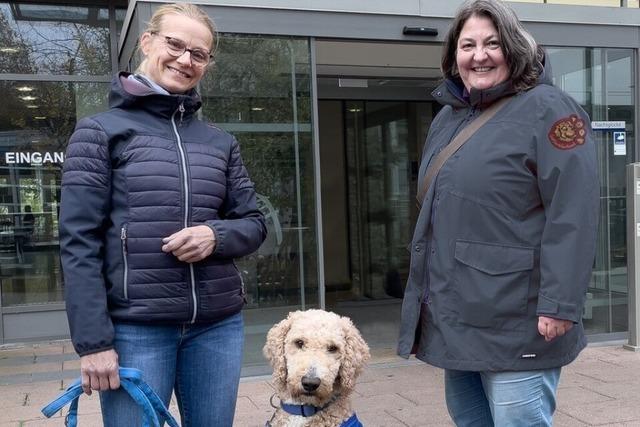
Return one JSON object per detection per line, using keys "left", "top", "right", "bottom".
{"left": 397, "top": 67, "right": 599, "bottom": 371}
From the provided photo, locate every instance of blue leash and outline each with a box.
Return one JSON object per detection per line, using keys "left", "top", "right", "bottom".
{"left": 41, "top": 367, "right": 179, "bottom": 427}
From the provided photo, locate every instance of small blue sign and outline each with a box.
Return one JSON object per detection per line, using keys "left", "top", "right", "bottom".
{"left": 613, "top": 131, "right": 626, "bottom": 156}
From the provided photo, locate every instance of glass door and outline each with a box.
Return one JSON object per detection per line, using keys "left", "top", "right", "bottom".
{"left": 344, "top": 101, "right": 420, "bottom": 300}
{"left": 199, "top": 34, "right": 317, "bottom": 372}
{"left": 320, "top": 99, "right": 435, "bottom": 358}
{"left": 548, "top": 47, "right": 636, "bottom": 335}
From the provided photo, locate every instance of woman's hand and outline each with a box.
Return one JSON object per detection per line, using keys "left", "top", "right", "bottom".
{"left": 80, "top": 349, "right": 120, "bottom": 395}
{"left": 162, "top": 225, "right": 216, "bottom": 263}
{"left": 538, "top": 316, "right": 573, "bottom": 342}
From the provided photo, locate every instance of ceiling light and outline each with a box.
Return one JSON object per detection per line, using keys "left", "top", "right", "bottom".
{"left": 26, "top": 105, "right": 39, "bottom": 109}
{"left": 34, "top": 116, "right": 47, "bottom": 120}
{"left": 339, "top": 78, "right": 368, "bottom": 88}
{"left": 20, "top": 96, "right": 37, "bottom": 101}
{"left": 0, "top": 47, "right": 20, "bottom": 54}
{"left": 251, "top": 107, "right": 264, "bottom": 111}
{"left": 16, "top": 86, "right": 34, "bottom": 92}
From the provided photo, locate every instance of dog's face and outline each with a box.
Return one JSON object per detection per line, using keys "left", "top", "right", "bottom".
{"left": 264, "top": 310, "right": 370, "bottom": 407}
{"left": 283, "top": 313, "right": 345, "bottom": 404}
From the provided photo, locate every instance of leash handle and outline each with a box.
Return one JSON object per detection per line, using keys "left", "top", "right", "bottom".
{"left": 41, "top": 378, "right": 83, "bottom": 418}
{"left": 119, "top": 378, "right": 161, "bottom": 427}
{"left": 41, "top": 368, "right": 179, "bottom": 427}
{"left": 133, "top": 374, "right": 180, "bottom": 427}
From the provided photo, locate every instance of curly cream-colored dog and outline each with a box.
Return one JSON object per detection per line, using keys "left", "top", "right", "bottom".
{"left": 263, "top": 309, "right": 370, "bottom": 427}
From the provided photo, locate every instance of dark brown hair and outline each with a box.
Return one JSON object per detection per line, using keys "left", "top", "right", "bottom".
{"left": 442, "top": 0, "right": 544, "bottom": 91}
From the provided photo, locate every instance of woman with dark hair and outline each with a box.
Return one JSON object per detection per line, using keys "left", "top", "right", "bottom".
{"left": 59, "top": 3, "right": 266, "bottom": 426}
{"left": 397, "top": 0, "right": 598, "bottom": 425}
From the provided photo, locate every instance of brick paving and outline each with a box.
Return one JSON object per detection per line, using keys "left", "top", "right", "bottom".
{"left": 0, "top": 341, "right": 638, "bottom": 426}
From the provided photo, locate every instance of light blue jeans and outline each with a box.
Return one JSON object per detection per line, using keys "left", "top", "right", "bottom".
{"left": 99, "top": 312, "right": 244, "bottom": 427}
{"left": 445, "top": 368, "right": 561, "bottom": 427}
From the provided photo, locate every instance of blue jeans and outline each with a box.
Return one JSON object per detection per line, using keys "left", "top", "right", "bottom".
{"left": 445, "top": 368, "right": 561, "bottom": 427}
{"left": 100, "top": 312, "right": 244, "bottom": 427}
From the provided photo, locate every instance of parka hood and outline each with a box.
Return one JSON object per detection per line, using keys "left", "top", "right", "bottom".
{"left": 108, "top": 71, "right": 202, "bottom": 119}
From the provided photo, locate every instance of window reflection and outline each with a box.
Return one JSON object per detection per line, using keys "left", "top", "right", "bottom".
{"left": 548, "top": 47, "right": 635, "bottom": 334}
{"left": 0, "top": 81, "right": 109, "bottom": 306}
{"left": 0, "top": 2, "right": 111, "bottom": 75}
{"left": 115, "top": 8, "right": 127, "bottom": 42}
{"left": 12, "top": 4, "right": 90, "bottom": 21}
{"left": 200, "top": 35, "right": 317, "bottom": 310}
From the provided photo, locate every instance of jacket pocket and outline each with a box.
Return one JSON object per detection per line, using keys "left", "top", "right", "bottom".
{"left": 452, "top": 240, "right": 534, "bottom": 330}
{"left": 120, "top": 224, "right": 129, "bottom": 300}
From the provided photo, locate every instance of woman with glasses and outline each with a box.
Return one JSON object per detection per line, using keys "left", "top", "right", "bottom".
{"left": 59, "top": 3, "right": 266, "bottom": 426}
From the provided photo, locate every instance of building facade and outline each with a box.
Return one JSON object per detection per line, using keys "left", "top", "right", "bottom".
{"left": 0, "top": 0, "right": 638, "bottom": 373}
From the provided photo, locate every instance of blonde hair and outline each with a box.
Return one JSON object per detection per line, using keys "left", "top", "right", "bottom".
{"left": 136, "top": 3, "right": 217, "bottom": 74}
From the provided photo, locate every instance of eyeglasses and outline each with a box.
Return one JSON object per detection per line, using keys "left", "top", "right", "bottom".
{"left": 151, "top": 32, "right": 213, "bottom": 67}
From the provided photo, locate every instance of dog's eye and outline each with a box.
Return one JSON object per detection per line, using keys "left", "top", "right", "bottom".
{"left": 294, "top": 339, "right": 304, "bottom": 349}
{"left": 327, "top": 344, "right": 339, "bottom": 353}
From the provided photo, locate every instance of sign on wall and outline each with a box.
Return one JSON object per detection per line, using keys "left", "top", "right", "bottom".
{"left": 613, "top": 131, "right": 627, "bottom": 156}
{"left": 592, "top": 121, "right": 626, "bottom": 157}
{"left": 4, "top": 152, "right": 65, "bottom": 165}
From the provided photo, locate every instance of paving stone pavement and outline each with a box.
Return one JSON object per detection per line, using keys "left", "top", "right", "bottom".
{"left": 0, "top": 341, "right": 638, "bottom": 426}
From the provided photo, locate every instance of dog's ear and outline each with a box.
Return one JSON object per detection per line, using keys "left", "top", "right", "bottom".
{"left": 337, "top": 316, "right": 371, "bottom": 392}
{"left": 263, "top": 311, "right": 297, "bottom": 390}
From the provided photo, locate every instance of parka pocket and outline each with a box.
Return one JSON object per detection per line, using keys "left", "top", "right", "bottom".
{"left": 452, "top": 240, "right": 534, "bottom": 331}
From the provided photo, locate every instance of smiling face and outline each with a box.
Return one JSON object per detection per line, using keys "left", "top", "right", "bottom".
{"left": 455, "top": 14, "right": 510, "bottom": 92}
{"left": 138, "top": 13, "right": 212, "bottom": 94}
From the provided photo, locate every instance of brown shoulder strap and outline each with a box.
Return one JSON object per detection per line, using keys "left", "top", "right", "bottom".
{"left": 416, "top": 95, "right": 514, "bottom": 208}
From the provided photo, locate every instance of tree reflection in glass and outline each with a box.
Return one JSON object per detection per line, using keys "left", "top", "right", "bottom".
{"left": 199, "top": 34, "right": 317, "bottom": 309}
{"left": 0, "top": 2, "right": 110, "bottom": 75}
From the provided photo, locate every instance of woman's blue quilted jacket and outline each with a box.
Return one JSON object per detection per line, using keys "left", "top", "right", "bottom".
{"left": 59, "top": 73, "right": 267, "bottom": 356}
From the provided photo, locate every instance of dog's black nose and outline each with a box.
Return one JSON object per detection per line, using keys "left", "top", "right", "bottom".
{"left": 301, "top": 375, "right": 321, "bottom": 392}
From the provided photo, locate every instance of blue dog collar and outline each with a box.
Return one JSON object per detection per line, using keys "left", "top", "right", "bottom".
{"left": 280, "top": 402, "right": 325, "bottom": 417}
{"left": 278, "top": 402, "right": 362, "bottom": 426}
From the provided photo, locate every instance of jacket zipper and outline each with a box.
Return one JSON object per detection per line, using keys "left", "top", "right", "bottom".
{"left": 171, "top": 102, "right": 198, "bottom": 324}
{"left": 423, "top": 201, "right": 440, "bottom": 306}
{"left": 233, "top": 261, "right": 247, "bottom": 303}
{"left": 121, "top": 225, "right": 129, "bottom": 300}
{"left": 419, "top": 107, "right": 476, "bottom": 306}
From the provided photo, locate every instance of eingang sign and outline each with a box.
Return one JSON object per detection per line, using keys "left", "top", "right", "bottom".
{"left": 4, "top": 152, "right": 64, "bottom": 165}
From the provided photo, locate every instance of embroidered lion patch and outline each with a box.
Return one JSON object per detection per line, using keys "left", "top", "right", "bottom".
{"left": 548, "top": 114, "right": 586, "bottom": 150}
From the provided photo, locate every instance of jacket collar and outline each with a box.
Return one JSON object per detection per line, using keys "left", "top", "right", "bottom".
{"left": 432, "top": 53, "right": 551, "bottom": 109}
{"left": 108, "top": 71, "right": 202, "bottom": 119}
{"left": 432, "top": 78, "right": 516, "bottom": 109}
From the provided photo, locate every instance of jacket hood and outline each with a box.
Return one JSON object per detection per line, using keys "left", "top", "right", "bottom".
{"left": 537, "top": 53, "right": 553, "bottom": 86}
{"left": 432, "top": 52, "right": 552, "bottom": 109}
{"left": 108, "top": 72, "right": 202, "bottom": 118}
